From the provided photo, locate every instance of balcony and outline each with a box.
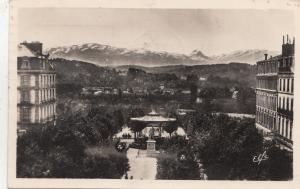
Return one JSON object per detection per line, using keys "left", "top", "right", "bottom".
{"left": 18, "top": 101, "right": 34, "bottom": 106}
{"left": 273, "top": 132, "right": 293, "bottom": 150}
{"left": 277, "top": 108, "right": 293, "bottom": 118}
{"left": 278, "top": 66, "right": 292, "bottom": 73}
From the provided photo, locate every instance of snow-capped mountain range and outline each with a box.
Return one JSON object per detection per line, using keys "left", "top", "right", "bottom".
{"left": 46, "top": 43, "right": 279, "bottom": 67}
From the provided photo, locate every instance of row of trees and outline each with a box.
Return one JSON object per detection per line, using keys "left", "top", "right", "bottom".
{"left": 156, "top": 112, "right": 293, "bottom": 180}
{"left": 17, "top": 107, "right": 129, "bottom": 178}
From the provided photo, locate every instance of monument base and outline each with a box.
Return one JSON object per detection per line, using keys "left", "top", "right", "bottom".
{"left": 146, "top": 139, "right": 159, "bottom": 157}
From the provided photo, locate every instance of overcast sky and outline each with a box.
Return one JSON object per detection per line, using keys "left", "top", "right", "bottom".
{"left": 18, "top": 8, "right": 294, "bottom": 55}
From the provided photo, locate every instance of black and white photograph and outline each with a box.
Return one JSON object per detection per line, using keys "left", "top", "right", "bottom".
{"left": 7, "top": 1, "right": 299, "bottom": 188}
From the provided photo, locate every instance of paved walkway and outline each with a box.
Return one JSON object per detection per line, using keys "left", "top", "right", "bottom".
{"left": 126, "top": 148, "right": 157, "bottom": 180}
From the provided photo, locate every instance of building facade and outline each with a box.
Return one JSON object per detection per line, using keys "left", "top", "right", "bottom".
{"left": 255, "top": 36, "right": 294, "bottom": 149}
{"left": 17, "top": 42, "right": 56, "bottom": 133}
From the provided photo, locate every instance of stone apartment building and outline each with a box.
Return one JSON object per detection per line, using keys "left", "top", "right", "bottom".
{"left": 17, "top": 42, "right": 56, "bottom": 133}
{"left": 255, "top": 36, "right": 294, "bottom": 149}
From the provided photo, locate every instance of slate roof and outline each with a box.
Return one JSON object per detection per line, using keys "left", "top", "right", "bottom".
{"left": 18, "top": 43, "right": 54, "bottom": 71}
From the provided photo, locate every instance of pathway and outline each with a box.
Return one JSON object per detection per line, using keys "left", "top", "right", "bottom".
{"left": 126, "top": 148, "right": 157, "bottom": 180}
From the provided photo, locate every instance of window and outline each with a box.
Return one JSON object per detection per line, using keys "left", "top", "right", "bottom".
{"left": 21, "top": 60, "right": 30, "bottom": 69}
{"left": 47, "top": 75, "right": 49, "bottom": 86}
{"left": 286, "top": 120, "right": 289, "bottom": 138}
{"left": 287, "top": 79, "right": 290, "bottom": 92}
{"left": 44, "top": 106, "right": 46, "bottom": 119}
{"left": 271, "top": 63, "right": 274, "bottom": 73}
{"left": 287, "top": 97, "right": 290, "bottom": 111}
{"left": 283, "top": 79, "right": 285, "bottom": 92}
{"left": 40, "top": 75, "right": 43, "bottom": 87}
{"left": 42, "top": 60, "right": 46, "bottom": 70}
{"left": 43, "top": 89, "right": 45, "bottom": 101}
{"left": 281, "top": 118, "right": 285, "bottom": 135}
{"left": 260, "top": 112, "right": 262, "bottom": 124}
{"left": 282, "top": 97, "right": 285, "bottom": 110}
{"left": 291, "top": 98, "right": 293, "bottom": 111}
{"left": 21, "top": 75, "right": 30, "bottom": 86}
{"left": 278, "top": 117, "right": 281, "bottom": 133}
{"left": 279, "top": 79, "right": 282, "bottom": 91}
{"left": 20, "top": 90, "right": 30, "bottom": 103}
{"left": 291, "top": 79, "right": 294, "bottom": 93}
{"left": 20, "top": 107, "right": 30, "bottom": 122}
{"left": 279, "top": 60, "right": 282, "bottom": 68}
{"left": 290, "top": 121, "right": 293, "bottom": 140}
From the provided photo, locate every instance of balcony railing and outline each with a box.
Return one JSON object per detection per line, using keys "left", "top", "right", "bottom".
{"left": 273, "top": 132, "right": 293, "bottom": 147}
{"left": 278, "top": 66, "right": 292, "bottom": 73}
{"left": 277, "top": 108, "right": 293, "bottom": 118}
{"left": 18, "top": 101, "right": 33, "bottom": 106}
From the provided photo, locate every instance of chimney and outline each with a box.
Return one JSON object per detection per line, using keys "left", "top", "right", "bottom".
{"left": 287, "top": 34, "right": 289, "bottom": 44}
{"left": 283, "top": 36, "right": 285, "bottom": 44}
{"left": 264, "top": 54, "right": 268, "bottom": 60}
{"left": 293, "top": 37, "right": 295, "bottom": 44}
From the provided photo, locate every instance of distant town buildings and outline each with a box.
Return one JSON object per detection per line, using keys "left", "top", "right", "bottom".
{"left": 118, "top": 70, "right": 128, "bottom": 76}
{"left": 232, "top": 90, "right": 239, "bottom": 99}
{"left": 255, "top": 35, "right": 294, "bottom": 149}
{"left": 180, "top": 75, "right": 187, "bottom": 80}
{"left": 17, "top": 42, "right": 56, "bottom": 134}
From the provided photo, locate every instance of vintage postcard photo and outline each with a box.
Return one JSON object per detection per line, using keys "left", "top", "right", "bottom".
{"left": 7, "top": 0, "right": 299, "bottom": 188}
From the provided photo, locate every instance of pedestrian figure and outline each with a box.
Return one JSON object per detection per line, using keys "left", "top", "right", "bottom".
{"left": 125, "top": 173, "right": 128, "bottom": 179}
{"left": 130, "top": 176, "right": 133, "bottom": 179}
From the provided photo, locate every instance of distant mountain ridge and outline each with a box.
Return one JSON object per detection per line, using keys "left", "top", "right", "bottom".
{"left": 46, "top": 43, "right": 279, "bottom": 66}
{"left": 211, "top": 49, "right": 279, "bottom": 64}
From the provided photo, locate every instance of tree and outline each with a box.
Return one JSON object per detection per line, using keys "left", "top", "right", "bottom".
{"left": 190, "top": 83, "right": 198, "bottom": 103}
{"left": 187, "top": 74, "right": 198, "bottom": 82}
{"left": 163, "top": 122, "right": 178, "bottom": 138}
{"left": 156, "top": 155, "right": 200, "bottom": 180}
{"left": 17, "top": 108, "right": 130, "bottom": 178}
{"left": 188, "top": 112, "right": 292, "bottom": 180}
{"left": 127, "top": 67, "right": 146, "bottom": 78}
{"left": 156, "top": 138, "right": 199, "bottom": 180}
{"left": 82, "top": 147, "right": 129, "bottom": 178}
{"left": 129, "top": 121, "right": 147, "bottom": 139}
{"left": 190, "top": 116, "right": 265, "bottom": 180}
